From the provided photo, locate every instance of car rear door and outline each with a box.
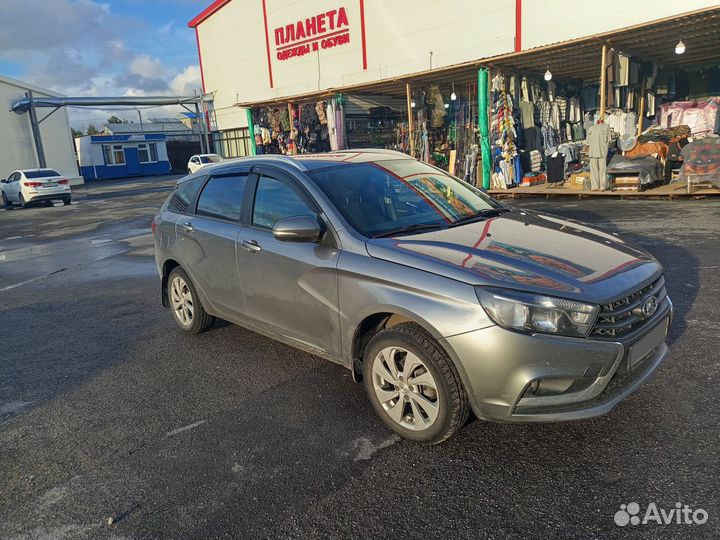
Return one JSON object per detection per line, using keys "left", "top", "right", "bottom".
{"left": 235, "top": 166, "right": 342, "bottom": 356}
{"left": 175, "top": 169, "right": 251, "bottom": 318}
{"left": 6, "top": 172, "right": 21, "bottom": 201}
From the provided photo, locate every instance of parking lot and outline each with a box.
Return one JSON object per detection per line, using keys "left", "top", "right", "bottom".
{"left": 1, "top": 176, "right": 718, "bottom": 539}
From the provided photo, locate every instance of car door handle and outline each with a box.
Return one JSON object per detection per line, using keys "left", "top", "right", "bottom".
{"left": 179, "top": 221, "right": 194, "bottom": 233}
{"left": 241, "top": 240, "right": 262, "bottom": 253}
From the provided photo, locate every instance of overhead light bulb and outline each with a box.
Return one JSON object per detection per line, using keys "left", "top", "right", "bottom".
{"left": 675, "top": 40, "right": 686, "bottom": 55}
{"left": 410, "top": 99, "right": 416, "bottom": 108}
{"left": 444, "top": 103, "right": 450, "bottom": 108}
{"left": 544, "top": 68, "right": 552, "bottom": 81}
{"left": 450, "top": 91, "right": 457, "bottom": 101}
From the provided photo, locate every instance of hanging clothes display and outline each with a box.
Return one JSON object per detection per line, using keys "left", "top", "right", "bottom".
{"left": 490, "top": 73, "right": 520, "bottom": 187}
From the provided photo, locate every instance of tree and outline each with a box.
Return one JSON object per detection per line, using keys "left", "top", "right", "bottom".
{"left": 107, "top": 115, "right": 123, "bottom": 124}
{"left": 86, "top": 123, "right": 99, "bottom": 135}
{"left": 71, "top": 128, "right": 84, "bottom": 138}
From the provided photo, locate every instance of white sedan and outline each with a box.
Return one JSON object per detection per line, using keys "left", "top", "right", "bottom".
{"left": 1, "top": 169, "right": 72, "bottom": 209}
{"left": 187, "top": 154, "right": 223, "bottom": 175}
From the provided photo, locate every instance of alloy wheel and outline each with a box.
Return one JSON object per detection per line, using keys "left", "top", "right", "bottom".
{"left": 371, "top": 346, "right": 440, "bottom": 431}
{"left": 170, "top": 276, "right": 194, "bottom": 327}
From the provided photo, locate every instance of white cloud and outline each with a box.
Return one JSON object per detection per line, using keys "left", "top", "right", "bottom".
{"left": 129, "top": 55, "right": 174, "bottom": 79}
{"left": 0, "top": 0, "right": 202, "bottom": 129}
{"left": 171, "top": 65, "right": 202, "bottom": 96}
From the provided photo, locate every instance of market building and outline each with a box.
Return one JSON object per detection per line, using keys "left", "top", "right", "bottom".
{"left": 0, "top": 75, "right": 82, "bottom": 185}
{"left": 189, "top": 1, "right": 720, "bottom": 196}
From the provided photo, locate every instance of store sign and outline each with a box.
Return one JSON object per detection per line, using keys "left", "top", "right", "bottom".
{"left": 262, "top": 0, "right": 367, "bottom": 88}
{"left": 273, "top": 7, "right": 351, "bottom": 61}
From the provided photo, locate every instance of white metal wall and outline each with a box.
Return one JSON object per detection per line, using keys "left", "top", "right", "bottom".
{"left": 521, "top": 0, "right": 719, "bottom": 50}
{"left": 196, "top": 0, "right": 719, "bottom": 132}
{"left": 0, "top": 77, "right": 82, "bottom": 184}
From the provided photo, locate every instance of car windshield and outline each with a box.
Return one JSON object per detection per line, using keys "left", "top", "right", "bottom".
{"left": 200, "top": 155, "right": 222, "bottom": 163}
{"left": 25, "top": 169, "right": 60, "bottom": 178}
{"left": 308, "top": 159, "right": 499, "bottom": 237}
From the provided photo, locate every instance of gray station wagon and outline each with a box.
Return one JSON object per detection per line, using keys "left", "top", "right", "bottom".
{"left": 152, "top": 150, "right": 671, "bottom": 444}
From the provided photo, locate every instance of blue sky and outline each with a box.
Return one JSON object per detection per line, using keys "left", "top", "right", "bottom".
{"left": 0, "top": 0, "right": 210, "bottom": 127}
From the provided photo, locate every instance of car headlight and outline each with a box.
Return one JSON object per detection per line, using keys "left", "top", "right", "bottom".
{"left": 475, "top": 287, "right": 598, "bottom": 337}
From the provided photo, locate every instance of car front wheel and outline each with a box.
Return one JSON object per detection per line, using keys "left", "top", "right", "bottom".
{"left": 168, "top": 267, "right": 214, "bottom": 333}
{"left": 2, "top": 192, "right": 12, "bottom": 210}
{"left": 362, "top": 323, "right": 470, "bottom": 444}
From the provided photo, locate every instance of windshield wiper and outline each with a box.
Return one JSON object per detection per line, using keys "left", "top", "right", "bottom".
{"left": 449, "top": 207, "right": 511, "bottom": 227}
{"left": 372, "top": 223, "right": 447, "bottom": 238}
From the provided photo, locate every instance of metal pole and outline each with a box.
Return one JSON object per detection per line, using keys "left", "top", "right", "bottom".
{"left": 405, "top": 83, "right": 413, "bottom": 157}
{"left": 26, "top": 91, "right": 47, "bottom": 168}
{"left": 599, "top": 44, "right": 607, "bottom": 121}
{"left": 195, "top": 103, "right": 206, "bottom": 153}
{"left": 637, "top": 93, "right": 645, "bottom": 137}
{"left": 246, "top": 108, "right": 257, "bottom": 156}
{"left": 137, "top": 108, "right": 145, "bottom": 134}
{"left": 200, "top": 94, "right": 212, "bottom": 152}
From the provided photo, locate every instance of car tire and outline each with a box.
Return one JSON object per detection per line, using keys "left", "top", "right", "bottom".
{"left": 187, "top": 168, "right": 192, "bottom": 175}
{"left": 167, "top": 267, "right": 214, "bottom": 333}
{"left": 19, "top": 194, "right": 28, "bottom": 208}
{"left": 362, "top": 323, "right": 469, "bottom": 444}
{"left": 2, "top": 192, "right": 12, "bottom": 210}
{"left": 64, "top": 197, "right": 72, "bottom": 206}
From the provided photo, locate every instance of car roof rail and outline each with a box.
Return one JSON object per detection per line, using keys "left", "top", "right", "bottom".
{"left": 335, "top": 148, "right": 413, "bottom": 158}
{"left": 248, "top": 154, "right": 309, "bottom": 172}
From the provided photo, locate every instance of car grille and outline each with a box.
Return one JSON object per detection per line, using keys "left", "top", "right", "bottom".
{"left": 591, "top": 276, "right": 667, "bottom": 338}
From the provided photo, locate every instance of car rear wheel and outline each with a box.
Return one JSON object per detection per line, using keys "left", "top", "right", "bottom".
{"left": 2, "top": 192, "right": 12, "bottom": 210}
{"left": 168, "top": 267, "right": 214, "bottom": 333}
{"left": 19, "top": 194, "right": 29, "bottom": 208}
{"left": 64, "top": 197, "right": 72, "bottom": 206}
{"left": 362, "top": 323, "right": 469, "bottom": 444}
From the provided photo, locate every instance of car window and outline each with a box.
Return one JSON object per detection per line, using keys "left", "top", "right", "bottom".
{"left": 308, "top": 159, "right": 497, "bottom": 237}
{"left": 25, "top": 169, "right": 60, "bottom": 179}
{"left": 191, "top": 157, "right": 199, "bottom": 164}
{"left": 196, "top": 174, "right": 248, "bottom": 221}
{"left": 252, "top": 176, "right": 315, "bottom": 230}
{"left": 167, "top": 176, "right": 206, "bottom": 214}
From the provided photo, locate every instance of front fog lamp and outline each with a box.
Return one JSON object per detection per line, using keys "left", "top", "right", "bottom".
{"left": 475, "top": 287, "right": 598, "bottom": 337}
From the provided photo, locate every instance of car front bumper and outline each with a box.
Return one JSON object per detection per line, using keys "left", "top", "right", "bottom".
{"left": 441, "top": 298, "right": 672, "bottom": 423}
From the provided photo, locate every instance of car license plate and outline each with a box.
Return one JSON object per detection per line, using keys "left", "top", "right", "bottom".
{"left": 43, "top": 182, "right": 57, "bottom": 187}
{"left": 629, "top": 317, "right": 669, "bottom": 368}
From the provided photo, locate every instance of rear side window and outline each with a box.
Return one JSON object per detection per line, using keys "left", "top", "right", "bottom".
{"left": 196, "top": 175, "right": 247, "bottom": 221}
{"left": 25, "top": 169, "right": 60, "bottom": 178}
{"left": 167, "top": 176, "right": 205, "bottom": 214}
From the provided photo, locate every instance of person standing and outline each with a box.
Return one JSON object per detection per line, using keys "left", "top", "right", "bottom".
{"left": 586, "top": 120, "right": 611, "bottom": 190}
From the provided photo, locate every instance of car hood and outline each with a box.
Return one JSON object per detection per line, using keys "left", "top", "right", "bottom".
{"left": 365, "top": 209, "right": 662, "bottom": 304}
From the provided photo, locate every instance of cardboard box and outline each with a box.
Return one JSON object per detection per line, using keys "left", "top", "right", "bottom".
{"left": 568, "top": 173, "right": 590, "bottom": 190}
{"left": 612, "top": 176, "right": 640, "bottom": 190}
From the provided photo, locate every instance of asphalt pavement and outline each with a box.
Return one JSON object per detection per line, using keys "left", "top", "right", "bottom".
{"left": 1, "top": 176, "right": 718, "bottom": 539}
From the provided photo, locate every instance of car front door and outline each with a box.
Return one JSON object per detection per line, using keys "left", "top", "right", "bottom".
{"left": 236, "top": 167, "right": 341, "bottom": 356}
{"left": 175, "top": 170, "right": 250, "bottom": 317}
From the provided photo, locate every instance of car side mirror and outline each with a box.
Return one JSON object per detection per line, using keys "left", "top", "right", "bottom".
{"left": 0, "top": 179, "right": 6, "bottom": 183}
{"left": 272, "top": 215, "right": 323, "bottom": 243}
